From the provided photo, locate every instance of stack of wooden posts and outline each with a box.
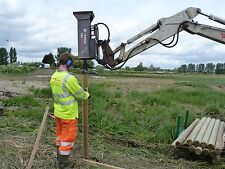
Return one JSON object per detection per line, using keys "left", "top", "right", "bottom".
{"left": 171, "top": 117, "right": 225, "bottom": 163}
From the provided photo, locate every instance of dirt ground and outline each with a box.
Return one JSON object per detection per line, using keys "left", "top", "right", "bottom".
{"left": 0, "top": 69, "right": 174, "bottom": 95}
{"left": 0, "top": 69, "right": 51, "bottom": 94}
{"left": 211, "top": 85, "right": 225, "bottom": 94}
{"left": 91, "top": 76, "right": 174, "bottom": 94}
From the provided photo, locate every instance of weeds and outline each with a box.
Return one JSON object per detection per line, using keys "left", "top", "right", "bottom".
{"left": 29, "top": 87, "right": 52, "bottom": 98}
{"left": 7, "top": 108, "right": 45, "bottom": 120}
{"left": 88, "top": 77, "right": 225, "bottom": 144}
{"left": 2, "top": 95, "right": 38, "bottom": 107}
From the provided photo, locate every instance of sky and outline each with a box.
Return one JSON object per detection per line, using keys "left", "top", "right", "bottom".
{"left": 0, "top": 0, "right": 225, "bottom": 69}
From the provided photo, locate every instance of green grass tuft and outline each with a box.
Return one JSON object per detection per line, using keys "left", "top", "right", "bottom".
{"left": 29, "top": 87, "right": 52, "bottom": 98}
{"left": 2, "top": 95, "right": 38, "bottom": 107}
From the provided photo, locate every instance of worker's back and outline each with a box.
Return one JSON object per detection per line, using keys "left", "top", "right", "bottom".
{"left": 50, "top": 70, "right": 78, "bottom": 119}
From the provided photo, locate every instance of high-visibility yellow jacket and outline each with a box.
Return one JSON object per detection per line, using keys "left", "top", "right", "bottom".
{"left": 50, "top": 70, "right": 89, "bottom": 119}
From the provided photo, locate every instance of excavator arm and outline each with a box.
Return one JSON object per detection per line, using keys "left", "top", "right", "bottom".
{"left": 74, "top": 7, "right": 225, "bottom": 69}
{"left": 184, "top": 22, "right": 225, "bottom": 44}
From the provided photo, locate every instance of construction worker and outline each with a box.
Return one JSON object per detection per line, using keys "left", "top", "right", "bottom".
{"left": 50, "top": 52, "right": 89, "bottom": 169}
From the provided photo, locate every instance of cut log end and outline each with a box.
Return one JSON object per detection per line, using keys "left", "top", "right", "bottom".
{"left": 186, "top": 140, "right": 192, "bottom": 146}
{"left": 176, "top": 141, "right": 183, "bottom": 146}
{"left": 211, "top": 149, "right": 222, "bottom": 156}
{"left": 200, "top": 142, "right": 207, "bottom": 148}
{"left": 202, "top": 148, "right": 210, "bottom": 156}
{"left": 195, "top": 147, "right": 202, "bottom": 155}
{"left": 207, "top": 144, "right": 215, "bottom": 151}
{"left": 188, "top": 145, "right": 195, "bottom": 153}
{"left": 193, "top": 140, "right": 200, "bottom": 147}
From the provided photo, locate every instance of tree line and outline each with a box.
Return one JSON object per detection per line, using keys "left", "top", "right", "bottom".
{"left": 0, "top": 46, "right": 94, "bottom": 69}
{"left": 177, "top": 63, "right": 225, "bottom": 74}
{"left": 42, "top": 47, "right": 94, "bottom": 69}
{"left": 0, "top": 47, "right": 17, "bottom": 65}
{"left": 123, "top": 62, "right": 225, "bottom": 74}
{"left": 1, "top": 45, "right": 224, "bottom": 74}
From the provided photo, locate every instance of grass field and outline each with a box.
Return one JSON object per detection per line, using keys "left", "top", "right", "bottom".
{"left": 0, "top": 69, "right": 225, "bottom": 168}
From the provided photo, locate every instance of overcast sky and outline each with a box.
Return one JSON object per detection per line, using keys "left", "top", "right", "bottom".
{"left": 0, "top": 0, "right": 225, "bottom": 68}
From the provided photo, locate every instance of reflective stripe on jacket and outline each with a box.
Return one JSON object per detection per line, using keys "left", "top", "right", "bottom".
{"left": 50, "top": 70, "right": 89, "bottom": 119}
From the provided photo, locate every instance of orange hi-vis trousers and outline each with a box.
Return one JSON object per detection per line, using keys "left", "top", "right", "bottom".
{"left": 55, "top": 117, "right": 78, "bottom": 155}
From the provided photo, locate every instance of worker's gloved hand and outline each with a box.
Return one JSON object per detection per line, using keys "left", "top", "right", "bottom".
{"left": 84, "top": 89, "right": 90, "bottom": 99}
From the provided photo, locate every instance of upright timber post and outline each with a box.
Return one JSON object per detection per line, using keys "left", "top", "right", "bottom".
{"left": 74, "top": 11, "right": 95, "bottom": 159}
{"left": 82, "top": 60, "right": 89, "bottom": 159}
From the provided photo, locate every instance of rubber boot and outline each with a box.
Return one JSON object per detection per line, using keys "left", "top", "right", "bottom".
{"left": 57, "top": 154, "right": 71, "bottom": 169}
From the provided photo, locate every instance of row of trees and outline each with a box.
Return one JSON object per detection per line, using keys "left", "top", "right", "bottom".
{"left": 124, "top": 63, "right": 161, "bottom": 72}
{"left": 42, "top": 47, "right": 94, "bottom": 69}
{"left": 124, "top": 62, "right": 225, "bottom": 74}
{"left": 1, "top": 45, "right": 224, "bottom": 75}
{"left": 0, "top": 47, "right": 17, "bottom": 65}
{"left": 42, "top": 47, "right": 72, "bottom": 65}
{"left": 177, "top": 63, "right": 225, "bottom": 74}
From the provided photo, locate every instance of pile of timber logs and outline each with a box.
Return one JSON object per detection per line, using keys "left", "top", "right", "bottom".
{"left": 171, "top": 117, "right": 225, "bottom": 163}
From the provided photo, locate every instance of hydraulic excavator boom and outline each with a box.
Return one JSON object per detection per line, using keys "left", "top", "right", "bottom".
{"left": 74, "top": 7, "right": 225, "bottom": 69}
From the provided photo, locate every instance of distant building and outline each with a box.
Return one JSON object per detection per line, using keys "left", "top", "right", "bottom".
{"left": 40, "top": 63, "right": 50, "bottom": 69}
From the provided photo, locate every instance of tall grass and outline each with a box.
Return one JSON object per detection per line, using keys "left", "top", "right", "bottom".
{"left": 1, "top": 94, "right": 48, "bottom": 134}
{"left": 2, "top": 95, "right": 39, "bottom": 107}
{"left": 88, "top": 79, "right": 225, "bottom": 144}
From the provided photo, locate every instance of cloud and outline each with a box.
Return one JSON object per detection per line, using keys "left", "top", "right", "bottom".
{"left": 0, "top": 0, "right": 79, "bottom": 62}
{"left": 0, "top": 0, "right": 225, "bottom": 68}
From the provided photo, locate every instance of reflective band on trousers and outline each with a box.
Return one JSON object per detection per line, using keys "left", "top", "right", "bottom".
{"left": 59, "top": 150, "right": 70, "bottom": 155}
{"left": 56, "top": 137, "right": 61, "bottom": 146}
{"left": 54, "top": 99, "right": 77, "bottom": 105}
{"left": 61, "top": 141, "right": 74, "bottom": 147}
